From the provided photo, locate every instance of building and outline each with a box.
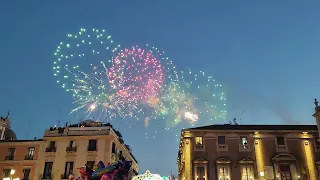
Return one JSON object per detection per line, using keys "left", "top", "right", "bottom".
{"left": 0, "top": 139, "right": 43, "bottom": 180}
{"left": 0, "top": 112, "right": 17, "bottom": 141}
{"left": 34, "top": 120, "right": 138, "bottom": 180}
{"left": 177, "top": 123, "right": 320, "bottom": 180}
{"left": 313, "top": 98, "right": 320, "bottom": 138}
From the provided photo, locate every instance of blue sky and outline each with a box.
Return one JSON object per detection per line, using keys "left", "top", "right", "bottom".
{"left": 1, "top": 0, "right": 320, "bottom": 176}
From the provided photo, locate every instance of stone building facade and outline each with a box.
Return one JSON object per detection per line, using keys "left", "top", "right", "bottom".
{"left": 177, "top": 124, "right": 320, "bottom": 180}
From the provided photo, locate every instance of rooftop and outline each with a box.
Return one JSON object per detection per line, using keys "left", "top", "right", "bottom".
{"left": 0, "top": 139, "right": 43, "bottom": 143}
{"left": 187, "top": 124, "right": 318, "bottom": 131}
{"left": 45, "top": 120, "right": 138, "bottom": 163}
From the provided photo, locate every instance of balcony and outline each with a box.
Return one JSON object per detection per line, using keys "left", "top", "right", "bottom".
{"left": 87, "top": 147, "right": 97, "bottom": 151}
{"left": 66, "top": 146, "right": 77, "bottom": 152}
{"left": 239, "top": 144, "right": 251, "bottom": 152}
{"left": 6, "top": 156, "right": 14, "bottom": 161}
{"left": 24, "top": 155, "right": 34, "bottom": 160}
{"left": 194, "top": 143, "right": 205, "bottom": 151}
{"left": 276, "top": 145, "right": 288, "bottom": 152}
{"left": 217, "top": 144, "right": 228, "bottom": 151}
{"left": 5, "top": 156, "right": 14, "bottom": 160}
{"left": 42, "top": 174, "right": 52, "bottom": 180}
{"left": 45, "top": 147, "right": 56, "bottom": 152}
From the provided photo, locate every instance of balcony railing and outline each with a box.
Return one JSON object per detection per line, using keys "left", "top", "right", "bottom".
{"left": 45, "top": 147, "right": 56, "bottom": 152}
{"left": 66, "top": 146, "right": 77, "bottom": 152}
{"left": 239, "top": 144, "right": 251, "bottom": 151}
{"left": 42, "top": 174, "right": 52, "bottom": 180}
{"left": 5, "top": 156, "right": 14, "bottom": 160}
{"left": 24, "top": 155, "right": 34, "bottom": 160}
{"left": 194, "top": 144, "right": 205, "bottom": 151}
{"left": 87, "top": 147, "right": 97, "bottom": 151}
{"left": 217, "top": 144, "right": 228, "bottom": 151}
{"left": 276, "top": 145, "right": 288, "bottom": 152}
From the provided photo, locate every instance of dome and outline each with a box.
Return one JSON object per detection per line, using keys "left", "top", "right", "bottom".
{"left": 0, "top": 111, "right": 17, "bottom": 141}
{"left": 1, "top": 127, "right": 17, "bottom": 140}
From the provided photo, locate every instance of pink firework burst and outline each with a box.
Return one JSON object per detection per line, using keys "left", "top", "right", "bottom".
{"left": 108, "top": 46, "right": 164, "bottom": 101}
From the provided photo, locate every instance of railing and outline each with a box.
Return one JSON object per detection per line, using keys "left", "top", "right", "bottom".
{"left": 276, "top": 145, "right": 288, "bottom": 152}
{"left": 45, "top": 147, "right": 56, "bottom": 152}
{"left": 194, "top": 144, "right": 205, "bottom": 151}
{"left": 87, "top": 147, "right": 97, "bottom": 151}
{"left": 42, "top": 174, "right": 52, "bottom": 180}
{"left": 66, "top": 146, "right": 77, "bottom": 152}
{"left": 5, "top": 156, "right": 14, "bottom": 160}
{"left": 68, "top": 126, "right": 110, "bottom": 131}
{"left": 239, "top": 144, "right": 250, "bottom": 151}
{"left": 24, "top": 155, "right": 34, "bottom": 160}
{"left": 44, "top": 126, "right": 111, "bottom": 137}
{"left": 217, "top": 144, "right": 228, "bottom": 151}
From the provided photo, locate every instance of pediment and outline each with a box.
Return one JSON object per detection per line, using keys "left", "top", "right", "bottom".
{"left": 272, "top": 153, "right": 296, "bottom": 161}
{"left": 193, "top": 158, "right": 208, "bottom": 164}
{"left": 216, "top": 157, "right": 231, "bottom": 164}
{"left": 238, "top": 158, "right": 254, "bottom": 164}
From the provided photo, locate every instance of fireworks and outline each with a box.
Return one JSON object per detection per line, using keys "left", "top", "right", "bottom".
{"left": 143, "top": 68, "right": 226, "bottom": 141}
{"left": 52, "top": 28, "right": 226, "bottom": 128}
{"left": 109, "top": 46, "right": 164, "bottom": 101}
{"left": 53, "top": 28, "right": 138, "bottom": 120}
{"left": 179, "top": 68, "right": 227, "bottom": 125}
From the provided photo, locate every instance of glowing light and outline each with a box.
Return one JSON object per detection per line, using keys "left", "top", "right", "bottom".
{"left": 89, "top": 104, "right": 96, "bottom": 111}
{"left": 131, "top": 170, "right": 165, "bottom": 180}
{"left": 183, "top": 111, "right": 199, "bottom": 123}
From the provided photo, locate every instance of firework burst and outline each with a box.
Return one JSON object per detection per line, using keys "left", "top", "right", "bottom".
{"left": 53, "top": 28, "right": 138, "bottom": 120}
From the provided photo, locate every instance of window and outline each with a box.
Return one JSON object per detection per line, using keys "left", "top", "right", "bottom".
{"left": 64, "top": 162, "right": 74, "bottom": 178}
{"left": 119, "top": 151, "right": 123, "bottom": 159}
{"left": 196, "top": 166, "right": 205, "bottom": 180}
{"left": 69, "top": 141, "right": 74, "bottom": 148}
{"left": 217, "top": 166, "right": 230, "bottom": 180}
{"left": 46, "top": 141, "right": 56, "bottom": 152}
{"left": 23, "top": 168, "right": 31, "bottom": 180}
{"left": 88, "top": 139, "right": 97, "bottom": 151}
{"left": 240, "top": 137, "right": 248, "bottom": 145}
{"left": 3, "top": 169, "right": 10, "bottom": 178}
{"left": 49, "top": 141, "right": 55, "bottom": 148}
{"left": 241, "top": 166, "right": 253, "bottom": 180}
{"left": 112, "top": 142, "right": 116, "bottom": 153}
{"left": 67, "top": 141, "right": 76, "bottom": 151}
{"left": 27, "top": 147, "right": 35, "bottom": 159}
{"left": 195, "top": 137, "right": 203, "bottom": 145}
{"left": 43, "top": 162, "right": 53, "bottom": 179}
{"left": 87, "top": 161, "right": 95, "bottom": 169}
{"left": 218, "top": 136, "right": 226, "bottom": 144}
{"left": 8, "top": 148, "right": 15, "bottom": 157}
{"left": 276, "top": 136, "right": 285, "bottom": 145}
{"left": 6, "top": 148, "right": 15, "bottom": 160}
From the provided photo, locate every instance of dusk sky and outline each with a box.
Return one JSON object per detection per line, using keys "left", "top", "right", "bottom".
{"left": 1, "top": 0, "right": 320, "bottom": 176}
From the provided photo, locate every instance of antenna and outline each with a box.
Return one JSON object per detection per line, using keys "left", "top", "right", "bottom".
{"left": 57, "top": 109, "right": 62, "bottom": 127}
{"left": 26, "top": 119, "right": 31, "bottom": 140}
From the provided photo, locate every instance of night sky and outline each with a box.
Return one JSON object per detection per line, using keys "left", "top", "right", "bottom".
{"left": 1, "top": 0, "right": 320, "bottom": 176}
